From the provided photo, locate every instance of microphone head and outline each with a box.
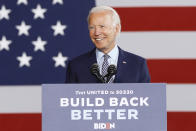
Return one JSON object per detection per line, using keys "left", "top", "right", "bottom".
{"left": 90, "top": 63, "right": 99, "bottom": 75}
{"left": 90, "top": 63, "right": 105, "bottom": 83}
{"left": 107, "top": 64, "right": 117, "bottom": 75}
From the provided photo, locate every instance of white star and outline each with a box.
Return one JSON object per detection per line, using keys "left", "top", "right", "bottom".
{"left": 17, "top": 52, "right": 32, "bottom": 67}
{"left": 52, "top": 52, "right": 68, "bottom": 68}
{"left": 31, "top": 4, "right": 47, "bottom": 19}
{"left": 52, "top": 0, "right": 63, "bottom": 5}
{"left": 51, "top": 21, "right": 67, "bottom": 36}
{"left": 0, "top": 36, "right": 12, "bottom": 51}
{"left": 16, "top": 21, "right": 31, "bottom": 36}
{"left": 32, "top": 36, "right": 47, "bottom": 52}
{"left": 0, "top": 5, "right": 11, "bottom": 20}
{"left": 17, "top": 0, "right": 28, "bottom": 5}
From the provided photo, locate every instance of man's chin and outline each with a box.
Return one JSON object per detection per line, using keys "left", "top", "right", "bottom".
{"left": 97, "top": 47, "right": 105, "bottom": 51}
{"left": 97, "top": 47, "right": 110, "bottom": 54}
{"left": 94, "top": 43, "right": 105, "bottom": 50}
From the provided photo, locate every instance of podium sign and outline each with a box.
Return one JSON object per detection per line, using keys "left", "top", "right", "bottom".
{"left": 42, "top": 83, "right": 166, "bottom": 131}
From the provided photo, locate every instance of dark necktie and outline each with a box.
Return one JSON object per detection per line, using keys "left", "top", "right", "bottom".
{"left": 102, "top": 54, "right": 109, "bottom": 77}
{"left": 102, "top": 54, "right": 114, "bottom": 83}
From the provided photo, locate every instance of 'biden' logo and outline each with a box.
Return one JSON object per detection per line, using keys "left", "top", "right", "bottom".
{"left": 94, "top": 123, "right": 115, "bottom": 129}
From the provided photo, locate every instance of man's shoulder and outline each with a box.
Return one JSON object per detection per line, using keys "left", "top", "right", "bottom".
{"left": 120, "top": 48, "right": 146, "bottom": 62}
{"left": 68, "top": 48, "right": 95, "bottom": 65}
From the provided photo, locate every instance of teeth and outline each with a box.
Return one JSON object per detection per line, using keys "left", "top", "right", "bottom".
{"left": 95, "top": 38, "right": 102, "bottom": 41}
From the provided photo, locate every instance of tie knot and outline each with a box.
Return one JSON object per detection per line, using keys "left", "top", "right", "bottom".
{"left": 104, "top": 54, "right": 109, "bottom": 60}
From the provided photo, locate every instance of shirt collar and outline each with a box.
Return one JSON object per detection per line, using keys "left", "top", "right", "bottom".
{"left": 96, "top": 44, "right": 118, "bottom": 60}
{"left": 108, "top": 44, "right": 118, "bottom": 61}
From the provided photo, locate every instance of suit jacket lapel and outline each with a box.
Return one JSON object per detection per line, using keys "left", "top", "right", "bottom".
{"left": 86, "top": 48, "right": 100, "bottom": 83}
{"left": 87, "top": 48, "right": 97, "bottom": 66}
{"left": 114, "top": 47, "right": 126, "bottom": 83}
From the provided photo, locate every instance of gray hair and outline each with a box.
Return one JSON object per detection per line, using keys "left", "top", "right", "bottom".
{"left": 87, "top": 6, "right": 121, "bottom": 33}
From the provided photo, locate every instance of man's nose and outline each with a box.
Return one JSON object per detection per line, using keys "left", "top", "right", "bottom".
{"left": 94, "top": 27, "right": 101, "bottom": 36}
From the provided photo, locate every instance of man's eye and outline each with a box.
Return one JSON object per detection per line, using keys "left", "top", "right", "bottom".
{"left": 100, "top": 25, "right": 104, "bottom": 28}
{"left": 89, "top": 26, "right": 94, "bottom": 30}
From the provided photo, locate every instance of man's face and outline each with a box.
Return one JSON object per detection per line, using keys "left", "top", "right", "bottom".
{"left": 88, "top": 11, "right": 119, "bottom": 54}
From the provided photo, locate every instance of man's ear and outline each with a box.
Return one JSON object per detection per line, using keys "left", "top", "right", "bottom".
{"left": 115, "top": 24, "right": 120, "bottom": 33}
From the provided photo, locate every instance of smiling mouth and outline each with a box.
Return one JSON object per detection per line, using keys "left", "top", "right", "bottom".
{"left": 95, "top": 38, "right": 104, "bottom": 41}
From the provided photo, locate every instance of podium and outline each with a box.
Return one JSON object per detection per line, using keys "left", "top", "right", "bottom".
{"left": 42, "top": 83, "right": 167, "bottom": 131}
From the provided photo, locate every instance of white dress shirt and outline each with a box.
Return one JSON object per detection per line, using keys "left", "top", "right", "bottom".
{"left": 96, "top": 44, "right": 119, "bottom": 75}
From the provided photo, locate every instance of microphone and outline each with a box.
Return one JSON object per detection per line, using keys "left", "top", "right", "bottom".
{"left": 90, "top": 63, "right": 105, "bottom": 83}
{"left": 105, "top": 64, "right": 117, "bottom": 83}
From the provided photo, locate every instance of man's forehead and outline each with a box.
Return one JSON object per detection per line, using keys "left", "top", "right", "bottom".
{"left": 90, "top": 10, "right": 113, "bottom": 18}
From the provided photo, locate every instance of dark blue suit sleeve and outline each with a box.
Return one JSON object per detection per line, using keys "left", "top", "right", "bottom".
{"left": 65, "top": 61, "right": 77, "bottom": 83}
{"left": 139, "top": 60, "right": 151, "bottom": 83}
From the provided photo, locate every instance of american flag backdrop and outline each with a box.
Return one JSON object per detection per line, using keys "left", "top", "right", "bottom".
{"left": 0, "top": 0, "right": 196, "bottom": 131}
{"left": 0, "top": 0, "right": 94, "bottom": 84}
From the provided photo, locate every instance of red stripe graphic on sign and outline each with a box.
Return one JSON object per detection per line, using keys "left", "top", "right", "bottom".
{"left": 114, "top": 7, "right": 196, "bottom": 31}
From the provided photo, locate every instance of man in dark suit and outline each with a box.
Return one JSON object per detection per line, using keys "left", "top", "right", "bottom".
{"left": 66, "top": 6, "right": 150, "bottom": 83}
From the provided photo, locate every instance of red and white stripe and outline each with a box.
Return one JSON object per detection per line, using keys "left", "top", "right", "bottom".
{"left": 1, "top": 0, "right": 196, "bottom": 131}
